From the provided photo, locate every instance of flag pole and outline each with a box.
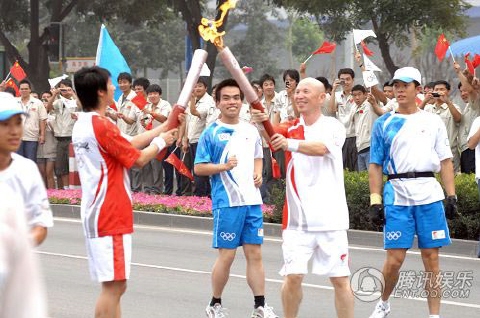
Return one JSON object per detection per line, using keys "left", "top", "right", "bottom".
{"left": 303, "top": 54, "right": 313, "bottom": 64}
{"left": 448, "top": 46, "right": 456, "bottom": 64}
{"left": 3, "top": 71, "right": 11, "bottom": 82}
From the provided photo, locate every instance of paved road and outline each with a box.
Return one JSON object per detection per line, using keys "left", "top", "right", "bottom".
{"left": 38, "top": 218, "right": 480, "bottom": 317}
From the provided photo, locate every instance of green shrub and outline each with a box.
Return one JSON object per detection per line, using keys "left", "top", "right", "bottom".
{"left": 269, "top": 171, "right": 480, "bottom": 240}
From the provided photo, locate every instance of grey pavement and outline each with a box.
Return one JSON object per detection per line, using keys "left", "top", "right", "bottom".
{"left": 39, "top": 205, "right": 480, "bottom": 317}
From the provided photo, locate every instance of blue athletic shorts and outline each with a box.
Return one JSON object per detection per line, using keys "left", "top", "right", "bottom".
{"left": 212, "top": 205, "right": 264, "bottom": 249}
{"left": 384, "top": 201, "right": 451, "bottom": 249}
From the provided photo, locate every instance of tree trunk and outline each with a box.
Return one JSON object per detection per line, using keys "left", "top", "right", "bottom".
{"left": 377, "top": 33, "right": 397, "bottom": 77}
{"left": 27, "top": 0, "right": 50, "bottom": 92}
{"left": 371, "top": 18, "right": 397, "bottom": 77}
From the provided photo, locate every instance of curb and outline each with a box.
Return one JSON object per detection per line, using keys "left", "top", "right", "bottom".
{"left": 51, "top": 205, "right": 479, "bottom": 258}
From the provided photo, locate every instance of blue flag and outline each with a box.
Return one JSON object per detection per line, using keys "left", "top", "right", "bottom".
{"left": 95, "top": 24, "right": 131, "bottom": 101}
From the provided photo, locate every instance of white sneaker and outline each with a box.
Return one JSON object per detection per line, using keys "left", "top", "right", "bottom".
{"left": 205, "top": 303, "right": 228, "bottom": 318}
{"left": 251, "top": 304, "right": 279, "bottom": 318}
{"left": 369, "top": 300, "right": 391, "bottom": 318}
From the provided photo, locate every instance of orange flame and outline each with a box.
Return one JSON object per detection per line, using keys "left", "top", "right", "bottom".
{"left": 198, "top": 0, "right": 237, "bottom": 48}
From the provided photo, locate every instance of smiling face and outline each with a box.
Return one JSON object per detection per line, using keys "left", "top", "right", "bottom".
{"left": 294, "top": 78, "right": 326, "bottom": 116}
{"left": 339, "top": 73, "right": 354, "bottom": 92}
{"left": 216, "top": 85, "right": 242, "bottom": 124}
{"left": 0, "top": 114, "right": 23, "bottom": 155}
{"left": 118, "top": 79, "right": 132, "bottom": 93}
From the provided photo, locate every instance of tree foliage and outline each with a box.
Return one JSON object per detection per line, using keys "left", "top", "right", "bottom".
{"left": 273, "top": 0, "right": 471, "bottom": 76}
{"left": 291, "top": 17, "right": 323, "bottom": 64}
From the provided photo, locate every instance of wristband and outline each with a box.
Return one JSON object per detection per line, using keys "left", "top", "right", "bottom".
{"left": 256, "top": 123, "right": 265, "bottom": 131}
{"left": 370, "top": 193, "right": 382, "bottom": 205}
{"left": 287, "top": 139, "right": 300, "bottom": 152}
{"left": 150, "top": 136, "right": 166, "bottom": 154}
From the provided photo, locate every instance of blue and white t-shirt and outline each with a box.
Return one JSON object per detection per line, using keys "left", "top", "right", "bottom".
{"left": 195, "top": 120, "right": 263, "bottom": 209}
{"left": 370, "top": 110, "right": 452, "bottom": 206}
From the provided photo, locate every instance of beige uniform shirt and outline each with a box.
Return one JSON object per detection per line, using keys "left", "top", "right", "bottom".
{"left": 349, "top": 100, "right": 378, "bottom": 152}
{"left": 424, "top": 102, "right": 462, "bottom": 151}
{"left": 116, "top": 90, "right": 140, "bottom": 136}
{"left": 334, "top": 91, "right": 356, "bottom": 137}
{"left": 186, "top": 93, "right": 215, "bottom": 143}
{"left": 52, "top": 97, "right": 78, "bottom": 137}
{"left": 459, "top": 97, "right": 480, "bottom": 152}
{"left": 145, "top": 99, "right": 172, "bottom": 129}
{"left": 260, "top": 92, "right": 279, "bottom": 147}
{"left": 18, "top": 97, "right": 47, "bottom": 141}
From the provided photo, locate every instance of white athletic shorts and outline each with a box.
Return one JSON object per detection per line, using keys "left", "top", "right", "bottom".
{"left": 279, "top": 230, "right": 350, "bottom": 277}
{"left": 85, "top": 234, "right": 132, "bottom": 282}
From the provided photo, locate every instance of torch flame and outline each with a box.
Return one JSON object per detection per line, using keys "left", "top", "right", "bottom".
{"left": 198, "top": 0, "right": 237, "bottom": 48}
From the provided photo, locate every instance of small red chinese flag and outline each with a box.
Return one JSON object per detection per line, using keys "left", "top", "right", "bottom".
{"left": 361, "top": 41, "right": 374, "bottom": 56}
{"left": 465, "top": 53, "right": 475, "bottom": 75}
{"left": 108, "top": 102, "right": 117, "bottom": 111}
{"left": 434, "top": 34, "right": 450, "bottom": 62}
{"left": 5, "top": 78, "right": 19, "bottom": 96}
{"left": 271, "top": 157, "right": 281, "bottom": 179}
{"left": 312, "top": 41, "right": 337, "bottom": 54}
{"left": 165, "top": 152, "right": 194, "bottom": 181}
{"left": 472, "top": 54, "right": 480, "bottom": 69}
{"left": 131, "top": 94, "right": 148, "bottom": 110}
{"left": 10, "top": 61, "right": 27, "bottom": 81}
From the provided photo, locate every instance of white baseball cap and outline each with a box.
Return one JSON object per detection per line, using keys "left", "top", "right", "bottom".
{"left": 0, "top": 92, "right": 26, "bottom": 121}
{"left": 390, "top": 67, "right": 422, "bottom": 85}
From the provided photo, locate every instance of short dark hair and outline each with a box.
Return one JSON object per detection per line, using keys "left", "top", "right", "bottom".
{"left": 58, "top": 78, "right": 73, "bottom": 88}
{"left": 197, "top": 77, "right": 208, "bottom": 88}
{"left": 132, "top": 77, "right": 150, "bottom": 90}
{"left": 259, "top": 74, "right": 275, "bottom": 87}
{"left": 424, "top": 81, "right": 436, "bottom": 90}
{"left": 315, "top": 76, "right": 330, "bottom": 90}
{"left": 283, "top": 69, "right": 300, "bottom": 83}
{"left": 146, "top": 84, "right": 162, "bottom": 95}
{"left": 117, "top": 72, "right": 132, "bottom": 83}
{"left": 74, "top": 66, "right": 110, "bottom": 112}
{"left": 338, "top": 68, "right": 355, "bottom": 79}
{"left": 18, "top": 79, "right": 32, "bottom": 88}
{"left": 383, "top": 81, "right": 393, "bottom": 88}
{"left": 4, "top": 86, "right": 16, "bottom": 97}
{"left": 434, "top": 80, "right": 451, "bottom": 91}
{"left": 41, "top": 90, "right": 53, "bottom": 97}
{"left": 215, "top": 78, "right": 244, "bottom": 102}
{"left": 458, "top": 82, "right": 462, "bottom": 89}
{"left": 352, "top": 84, "right": 367, "bottom": 94}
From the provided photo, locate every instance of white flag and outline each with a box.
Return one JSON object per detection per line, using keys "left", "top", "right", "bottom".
{"left": 48, "top": 74, "right": 69, "bottom": 88}
{"left": 363, "top": 71, "right": 379, "bottom": 88}
{"left": 363, "top": 54, "right": 382, "bottom": 72}
{"left": 200, "top": 63, "right": 211, "bottom": 77}
{"left": 353, "top": 29, "right": 377, "bottom": 45}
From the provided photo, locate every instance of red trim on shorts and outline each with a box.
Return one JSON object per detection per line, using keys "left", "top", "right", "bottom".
{"left": 112, "top": 235, "right": 126, "bottom": 280}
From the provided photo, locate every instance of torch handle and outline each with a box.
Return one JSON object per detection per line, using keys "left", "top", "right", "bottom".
{"left": 156, "top": 105, "right": 185, "bottom": 161}
{"left": 250, "top": 100, "right": 276, "bottom": 138}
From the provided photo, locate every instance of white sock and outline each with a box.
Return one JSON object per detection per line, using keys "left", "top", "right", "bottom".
{"left": 429, "top": 315, "right": 440, "bottom": 318}
{"left": 63, "top": 186, "right": 69, "bottom": 190}
{"left": 382, "top": 300, "right": 390, "bottom": 308}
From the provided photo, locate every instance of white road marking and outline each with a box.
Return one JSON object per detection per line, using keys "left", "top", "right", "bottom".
{"left": 38, "top": 250, "right": 480, "bottom": 309}
{"left": 53, "top": 217, "right": 480, "bottom": 261}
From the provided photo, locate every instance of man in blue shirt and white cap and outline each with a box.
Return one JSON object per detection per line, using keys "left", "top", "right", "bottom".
{"left": 368, "top": 67, "right": 457, "bottom": 318}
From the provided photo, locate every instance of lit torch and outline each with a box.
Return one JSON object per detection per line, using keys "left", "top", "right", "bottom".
{"left": 198, "top": 0, "right": 275, "bottom": 137}
{"left": 156, "top": 49, "right": 208, "bottom": 160}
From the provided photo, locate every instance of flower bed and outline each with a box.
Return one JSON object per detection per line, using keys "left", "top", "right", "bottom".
{"left": 47, "top": 189, "right": 276, "bottom": 220}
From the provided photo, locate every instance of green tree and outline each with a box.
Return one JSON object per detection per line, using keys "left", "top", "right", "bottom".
{"left": 291, "top": 17, "right": 324, "bottom": 64}
{"left": 273, "top": 0, "right": 471, "bottom": 76}
{"left": 0, "top": 0, "right": 173, "bottom": 91}
{"left": 217, "top": 0, "right": 283, "bottom": 80}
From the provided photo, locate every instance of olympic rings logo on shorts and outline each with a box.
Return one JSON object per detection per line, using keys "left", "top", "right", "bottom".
{"left": 220, "top": 232, "right": 236, "bottom": 241}
{"left": 385, "top": 231, "right": 402, "bottom": 240}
